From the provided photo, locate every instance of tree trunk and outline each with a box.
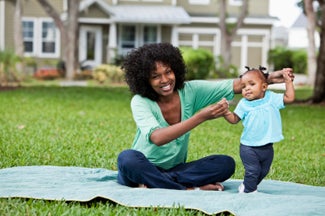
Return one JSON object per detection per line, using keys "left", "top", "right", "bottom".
{"left": 304, "top": 0, "right": 317, "bottom": 86}
{"left": 14, "top": 0, "right": 24, "bottom": 77}
{"left": 312, "top": 0, "right": 325, "bottom": 103}
{"left": 65, "top": 0, "right": 80, "bottom": 80}
{"left": 218, "top": 0, "right": 248, "bottom": 70}
{"left": 37, "top": 0, "right": 79, "bottom": 80}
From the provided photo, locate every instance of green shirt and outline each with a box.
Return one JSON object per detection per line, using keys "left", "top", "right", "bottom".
{"left": 130, "top": 79, "right": 234, "bottom": 169}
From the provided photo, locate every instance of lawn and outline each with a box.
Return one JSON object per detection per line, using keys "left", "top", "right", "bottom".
{"left": 0, "top": 83, "right": 324, "bottom": 215}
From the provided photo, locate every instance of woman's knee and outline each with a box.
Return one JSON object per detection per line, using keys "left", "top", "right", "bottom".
{"left": 209, "top": 154, "right": 236, "bottom": 178}
{"left": 117, "top": 149, "right": 145, "bottom": 170}
{"left": 223, "top": 155, "right": 236, "bottom": 175}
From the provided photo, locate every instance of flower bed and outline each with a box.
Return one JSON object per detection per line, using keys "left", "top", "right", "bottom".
{"left": 34, "top": 68, "right": 61, "bottom": 80}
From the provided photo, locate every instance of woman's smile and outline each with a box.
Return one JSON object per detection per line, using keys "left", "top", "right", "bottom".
{"left": 150, "top": 62, "right": 176, "bottom": 96}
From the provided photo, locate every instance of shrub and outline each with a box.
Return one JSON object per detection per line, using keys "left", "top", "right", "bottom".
{"left": 74, "top": 70, "right": 93, "bottom": 80}
{"left": 181, "top": 47, "right": 215, "bottom": 80}
{"left": 268, "top": 46, "right": 307, "bottom": 74}
{"left": 292, "top": 50, "right": 307, "bottom": 74}
{"left": 93, "top": 64, "right": 124, "bottom": 83}
{"left": 24, "top": 57, "right": 37, "bottom": 75}
{"left": 0, "top": 50, "right": 22, "bottom": 85}
{"left": 214, "top": 55, "right": 239, "bottom": 78}
{"left": 112, "top": 55, "right": 125, "bottom": 66}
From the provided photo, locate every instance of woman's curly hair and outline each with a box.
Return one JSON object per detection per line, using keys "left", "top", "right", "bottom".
{"left": 122, "top": 43, "right": 186, "bottom": 101}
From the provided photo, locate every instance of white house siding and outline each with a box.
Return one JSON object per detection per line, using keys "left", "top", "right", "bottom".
{"left": 288, "top": 28, "right": 320, "bottom": 49}
{"left": 176, "top": 24, "right": 270, "bottom": 72}
{"left": 233, "top": 29, "right": 271, "bottom": 72}
{"left": 177, "top": 27, "right": 221, "bottom": 56}
{"left": 0, "top": 0, "right": 5, "bottom": 51}
{"left": 288, "top": 13, "right": 320, "bottom": 49}
{"left": 2, "top": 0, "right": 276, "bottom": 71}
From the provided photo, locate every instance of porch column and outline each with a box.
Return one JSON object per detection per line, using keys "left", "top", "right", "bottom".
{"left": 107, "top": 22, "right": 117, "bottom": 64}
{"left": 171, "top": 25, "right": 178, "bottom": 46}
{"left": 240, "top": 35, "right": 248, "bottom": 73}
{"left": 262, "top": 32, "right": 270, "bottom": 68}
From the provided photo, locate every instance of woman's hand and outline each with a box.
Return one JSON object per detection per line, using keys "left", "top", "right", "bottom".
{"left": 150, "top": 98, "right": 229, "bottom": 146}
{"left": 198, "top": 98, "right": 229, "bottom": 120}
{"left": 268, "top": 68, "right": 295, "bottom": 84}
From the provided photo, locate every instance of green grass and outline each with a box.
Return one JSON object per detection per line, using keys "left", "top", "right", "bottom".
{"left": 0, "top": 85, "right": 324, "bottom": 215}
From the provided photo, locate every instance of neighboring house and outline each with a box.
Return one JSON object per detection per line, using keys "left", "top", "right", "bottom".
{"left": 271, "top": 26, "right": 288, "bottom": 48}
{"left": 0, "top": 0, "right": 277, "bottom": 73}
{"left": 288, "top": 12, "right": 320, "bottom": 49}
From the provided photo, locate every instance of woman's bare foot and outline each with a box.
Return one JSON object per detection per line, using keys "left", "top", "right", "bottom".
{"left": 199, "top": 182, "right": 224, "bottom": 191}
{"left": 138, "top": 184, "right": 147, "bottom": 188}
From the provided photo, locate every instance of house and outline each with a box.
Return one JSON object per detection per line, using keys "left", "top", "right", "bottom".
{"left": 0, "top": 0, "right": 277, "bottom": 73}
{"left": 271, "top": 26, "right": 288, "bottom": 48}
{"left": 288, "top": 12, "right": 320, "bottom": 49}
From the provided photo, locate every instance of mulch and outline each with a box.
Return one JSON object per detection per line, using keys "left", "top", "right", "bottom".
{"left": 0, "top": 86, "right": 20, "bottom": 91}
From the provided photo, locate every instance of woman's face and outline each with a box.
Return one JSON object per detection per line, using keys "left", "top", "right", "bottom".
{"left": 149, "top": 62, "right": 176, "bottom": 98}
{"left": 240, "top": 71, "right": 268, "bottom": 100}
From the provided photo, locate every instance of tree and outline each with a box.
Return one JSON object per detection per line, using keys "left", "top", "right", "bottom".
{"left": 0, "top": 0, "right": 24, "bottom": 86}
{"left": 312, "top": 0, "right": 325, "bottom": 103}
{"left": 14, "top": 0, "right": 24, "bottom": 58}
{"left": 218, "top": 0, "right": 248, "bottom": 70}
{"left": 297, "top": 0, "right": 325, "bottom": 103}
{"left": 303, "top": 0, "right": 317, "bottom": 86}
{"left": 14, "top": 0, "right": 24, "bottom": 79}
{"left": 36, "top": 0, "right": 80, "bottom": 80}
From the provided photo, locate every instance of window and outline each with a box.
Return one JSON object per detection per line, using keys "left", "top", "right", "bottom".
{"left": 121, "top": 25, "right": 136, "bottom": 49}
{"left": 41, "top": 21, "right": 56, "bottom": 53}
{"left": 23, "top": 21, "right": 34, "bottom": 53}
{"left": 119, "top": 0, "right": 162, "bottom": 2}
{"left": 189, "top": 0, "right": 210, "bottom": 5}
{"left": 143, "top": 26, "right": 157, "bottom": 44}
{"left": 229, "top": 0, "right": 243, "bottom": 6}
{"left": 22, "top": 18, "right": 60, "bottom": 57}
{"left": 119, "top": 24, "right": 159, "bottom": 55}
{"left": 86, "top": 31, "right": 96, "bottom": 60}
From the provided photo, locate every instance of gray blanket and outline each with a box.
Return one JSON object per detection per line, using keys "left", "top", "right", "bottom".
{"left": 0, "top": 166, "right": 324, "bottom": 215}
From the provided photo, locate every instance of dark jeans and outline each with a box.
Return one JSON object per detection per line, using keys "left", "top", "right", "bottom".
{"left": 240, "top": 143, "right": 274, "bottom": 192}
{"left": 117, "top": 149, "right": 235, "bottom": 190}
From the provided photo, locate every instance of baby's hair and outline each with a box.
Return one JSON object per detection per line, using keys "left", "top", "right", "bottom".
{"left": 240, "top": 65, "right": 269, "bottom": 80}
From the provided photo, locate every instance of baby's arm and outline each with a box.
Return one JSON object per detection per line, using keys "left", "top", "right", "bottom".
{"left": 223, "top": 110, "right": 241, "bottom": 124}
{"left": 282, "top": 69, "right": 295, "bottom": 104}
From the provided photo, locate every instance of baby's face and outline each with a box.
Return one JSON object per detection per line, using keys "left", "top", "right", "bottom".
{"left": 240, "top": 71, "right": 268, "bottom": 100}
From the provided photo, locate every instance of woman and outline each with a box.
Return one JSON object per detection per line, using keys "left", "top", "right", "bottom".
{"left": 117, "top": 43, "right": 293, "bottom": 191}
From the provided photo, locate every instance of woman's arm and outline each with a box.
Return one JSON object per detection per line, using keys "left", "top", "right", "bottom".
{"left": 233, "top": 68, "right": 295, "bottom": 94}
{"left": 268, "top": 68, "right": 295, "bottom": 84}
{"left": 150, "top": 99, "right": 229, "bottom": 146}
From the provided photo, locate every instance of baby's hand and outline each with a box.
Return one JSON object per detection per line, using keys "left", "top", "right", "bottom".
{"left": 282, "top": 68, "right": 294, "bottom": 82}
{"left": 217, "top": 98, "right": 229, "bottom": 109}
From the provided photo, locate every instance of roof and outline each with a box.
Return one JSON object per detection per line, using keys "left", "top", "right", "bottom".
{"left": 291, "top": 13, "right": 307, "bottom": 28}
{"left": 80, "top": 0, "right": 191, "bottom": 24}
{"left": 109, "top": 5, "right": 190, "bottom": 24}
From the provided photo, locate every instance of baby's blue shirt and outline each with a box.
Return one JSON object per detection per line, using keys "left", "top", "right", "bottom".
{"left": 234, "top": 90, "right": 285, "bottom": 146}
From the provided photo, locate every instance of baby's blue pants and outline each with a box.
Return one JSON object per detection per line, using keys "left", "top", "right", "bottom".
{"left": 240, "top": 143, "right": 274, "bottom": 192}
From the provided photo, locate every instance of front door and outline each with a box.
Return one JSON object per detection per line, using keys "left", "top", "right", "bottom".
{"left": 79, "top": 26, "right": 102, "bottom": 68}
